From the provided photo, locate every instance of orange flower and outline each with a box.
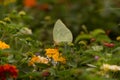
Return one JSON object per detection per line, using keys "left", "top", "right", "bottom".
{"left": 0, "top": 41, "right": 10, "bottom": 50}
{"left": 0, "top": 64, "right": 18, "bottom": 80}
{"left": 23, "top": 0, "right": 37, "bottom": 8}
{"left": 29, "top": 55, "right": 49, "bottom": 66}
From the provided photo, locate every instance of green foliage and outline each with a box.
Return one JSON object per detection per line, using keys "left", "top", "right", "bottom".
{"left": 90, "top": 29, "right": 105, "bottom": 37}
{"left": 75, "top": 28, "right": 111, "bottom": 43}
{"left": 1, "top": 0, "right": 120, "bottom": 80}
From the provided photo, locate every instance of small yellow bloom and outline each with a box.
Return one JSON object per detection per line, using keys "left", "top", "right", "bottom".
{"left": 18, "top": 11, "right": 26, "bottom": 16}
{"left": 4, "top": 17, "right": 11, "bottom": 22}
{"left": 116, "top": 36, "right": 120, "bottom": 41}
{"left": 29, "top": 55, "right": 49, "bottom": 66}
{"left": 101, "top": 64, "right": 110, "bottom": 72}
{"left": 44, "top": 16, "right": 51, "bottom": 21}
{"left": 78, "top": 40, "right": 87, "bottom": 46}
{"left": 0, "top": 41, "right": 10, "bottom": 50}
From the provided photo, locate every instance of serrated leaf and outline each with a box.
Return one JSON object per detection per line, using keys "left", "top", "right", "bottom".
{"left": 53, "top": 19, "right": 73, "bottom": 44}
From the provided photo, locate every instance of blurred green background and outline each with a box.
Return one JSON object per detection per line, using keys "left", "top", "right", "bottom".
{"left": 0, "top": 0, "right": 120, "bottom": 43}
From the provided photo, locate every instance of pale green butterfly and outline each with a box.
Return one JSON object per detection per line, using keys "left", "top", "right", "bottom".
{"left": 53, "top": 19, "right": 73, "bottom": 44}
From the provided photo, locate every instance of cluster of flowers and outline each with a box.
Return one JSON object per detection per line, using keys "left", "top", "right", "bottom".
{"left": 29, "top": 48, "right": 66, "bottom": 66}
{"left": 45, "top": 48, "right": 66, "bottom": 64}
{"left": 0, "top": 41, "right": 18, "bottom": 80}
{"left": 97, "top": 63, "right": 120, "bottom": 78}
{"left": 0, "top": 64, "right": 18, "bottom": 80}
{"left": 29, "top": 55, "right": 49, "bottom": 66}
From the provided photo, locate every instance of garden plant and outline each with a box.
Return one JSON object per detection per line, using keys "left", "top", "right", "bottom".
{"left": 1, "top": 0, "right": 120, "bottom": 80}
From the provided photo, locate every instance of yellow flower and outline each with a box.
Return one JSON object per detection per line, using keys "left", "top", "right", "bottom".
{"left": 109, "top": 65, "right": 120, "bottom": 72}
{"left": 101, "top": 64, "right": 120, "bottom": 72}
{"left": 4, "top": 17, "right": 11, "bottom": 22}
{"left": 18, "top": 11, "right": 26, "bottom": 16}
{"left": 101, "top": 64, "right": 110, "bottom": 72}
{"left": 44, "top": 16, "right": 51, "bottom": 21}
{"left": 29, "top": 55, "right": 49, "bottom": 66}
{"left": 116, "top": 36, "right": 120, "bottom": 41}
{"left": 58, "top": 56, "right": 66, "bottom": 64}
{"left": 0, "top": 41, "right": 10, "bottom": 50}
{"left": 45, "top": 48, "right": 66, "bottom": 64}
{"left": 45, "top": 48, "right": 59, "bottom": 58}
{"left": 52, "top": 53, "right": 66, "bottom": 64}
{"left": 52, "top": 52, "right": 59, "bottom": 62}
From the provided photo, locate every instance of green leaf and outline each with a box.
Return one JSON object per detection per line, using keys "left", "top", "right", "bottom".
{"left": 90, "top": 29, "right": 105, "bottom": 37}
{"left": 53, "top": 19, "right": 73, "bottom": 44}
{"left": 95, "top": 34, "right": 111, "bottom": 42}
{"left": 111, "top": 47, "right": 120, "bottom": 53}
{"left": 75, "top": 34, "right": 92, "bottom": 43}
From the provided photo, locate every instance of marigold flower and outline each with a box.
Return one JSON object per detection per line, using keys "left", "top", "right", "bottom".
{"left": 0, "top": 64, "right": 18, "bottom": 80}
{"left": 0, "top": 41, "right": 10, "bottom": 50}
{"left": 23, "top": 0, "right": 37, "bottom": 8}
{"left": 29, "top": 55, "right": 49, "bottom": 66}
